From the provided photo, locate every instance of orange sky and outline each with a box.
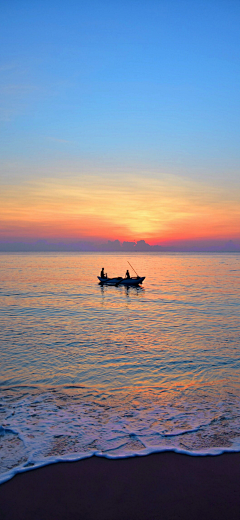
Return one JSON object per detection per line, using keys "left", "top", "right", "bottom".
{"left": 1, "top": 172, "right": 240, "bottom": 244}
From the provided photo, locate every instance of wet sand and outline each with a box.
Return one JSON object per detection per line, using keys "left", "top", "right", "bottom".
{"left": 0, "top": 452, "right": 240, "bottom": 520}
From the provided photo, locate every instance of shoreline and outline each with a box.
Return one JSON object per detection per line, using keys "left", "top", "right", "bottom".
{"left": 0, "top": 452, "right": 240, "bottom": 520}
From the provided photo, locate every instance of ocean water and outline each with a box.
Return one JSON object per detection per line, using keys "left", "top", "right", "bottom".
{"left": 0, "top": 252, "right": 240, "bottom": 483}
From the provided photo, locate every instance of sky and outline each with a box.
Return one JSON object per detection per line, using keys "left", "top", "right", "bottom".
{"left": 1, "top": 0, "right": 240, "bottom": 249}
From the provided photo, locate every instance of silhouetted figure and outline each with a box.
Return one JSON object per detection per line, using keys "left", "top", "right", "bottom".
{"left": 100, "top": 267, "right": 106, "bottom": 278}
{"left": 125, "top": 269, "right": 130, "bottom": 279}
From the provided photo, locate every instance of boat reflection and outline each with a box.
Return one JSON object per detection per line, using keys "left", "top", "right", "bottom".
{"left": 122, "top": 284, "right": 145, "bottom": 296}
{"left": 99, "top": 283, "right": 144, "bottom": 297}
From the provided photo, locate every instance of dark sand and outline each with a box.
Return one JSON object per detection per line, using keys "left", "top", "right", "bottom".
{"left": 0, "top": 452, "right": 240, "bottom": 520}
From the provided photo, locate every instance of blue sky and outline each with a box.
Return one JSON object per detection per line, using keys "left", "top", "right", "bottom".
{"left": 1, "top": 0, "right": 240, "bottom": 246}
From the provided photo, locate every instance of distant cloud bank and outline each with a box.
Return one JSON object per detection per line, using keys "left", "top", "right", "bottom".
{"left": 0, "top": 239, "right": 239, "bottom": 253}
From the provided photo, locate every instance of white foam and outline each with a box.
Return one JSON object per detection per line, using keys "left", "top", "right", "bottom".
{"left": 1, "top": 444, "right": 240, "bottom": 486}
{"left": 1, "top": 387, "right": 240, "bottom": 485}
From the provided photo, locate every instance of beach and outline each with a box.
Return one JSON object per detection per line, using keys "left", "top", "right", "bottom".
{"left": 1, "top": 452, "right": 240, "bottom": 520}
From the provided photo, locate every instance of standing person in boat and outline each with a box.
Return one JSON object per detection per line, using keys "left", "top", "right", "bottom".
{"left": 125, "top": 269, "right": 130, "bottom": 279}
{"left": 100, "top": 267, "right": 106, "bottom": 279}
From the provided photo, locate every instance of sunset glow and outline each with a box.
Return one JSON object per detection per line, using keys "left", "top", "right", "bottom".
{"left": 1, "top": 172, "right": 240, "bottom": 245}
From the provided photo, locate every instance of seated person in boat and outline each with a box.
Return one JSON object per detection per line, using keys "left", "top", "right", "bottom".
{"left": 100, "top": 267, "right": 107, "bottom": 279}
{"left": 125, "top": 269, "right": 130, "bottom": 279}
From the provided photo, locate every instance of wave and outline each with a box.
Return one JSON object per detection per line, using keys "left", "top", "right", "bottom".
{"left": 1, "top": 386, "right": 240, "bottom": 485}
{"left": 1, "top": 444, "right": 240, "bottom": 486}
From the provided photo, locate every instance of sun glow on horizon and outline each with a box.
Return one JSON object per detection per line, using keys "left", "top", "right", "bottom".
{"left": 1, "top": 171, "right": 240, "bottom": 244}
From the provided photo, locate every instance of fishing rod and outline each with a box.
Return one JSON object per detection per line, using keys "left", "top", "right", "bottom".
{"left": 127, "top": 261, "right": 139, "bottom": 277}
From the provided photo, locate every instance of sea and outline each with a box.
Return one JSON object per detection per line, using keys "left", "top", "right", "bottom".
{"left": 1, "top": 252, "right": 240, "bottom": 484}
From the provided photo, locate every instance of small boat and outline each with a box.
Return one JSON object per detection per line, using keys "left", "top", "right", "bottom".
{"left": 98, "top": 276, "right": 123, "bottom": 285}
{"left": 98, "top": 262, "right": 145, "bottom": 287}
{"left": 117, "top": 276, "right": 145, "bottom": 286}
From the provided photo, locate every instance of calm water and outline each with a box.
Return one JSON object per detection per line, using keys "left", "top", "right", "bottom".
{"left": 0, "top": 252, "right": 240, "bottom": 483}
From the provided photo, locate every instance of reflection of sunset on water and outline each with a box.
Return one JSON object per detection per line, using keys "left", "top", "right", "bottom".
{"left": 1, "top": 252, "right": 240, "bottom": 481}
{"left": 1, "top": 252, "right": 239, "bottom": 390}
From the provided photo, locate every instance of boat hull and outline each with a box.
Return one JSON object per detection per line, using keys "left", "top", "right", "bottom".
{"left": 117, "top": 276, "right": 145, "bottom": 286}
{"left": 98, "top": 276, "right": 123, "bottom": 285}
